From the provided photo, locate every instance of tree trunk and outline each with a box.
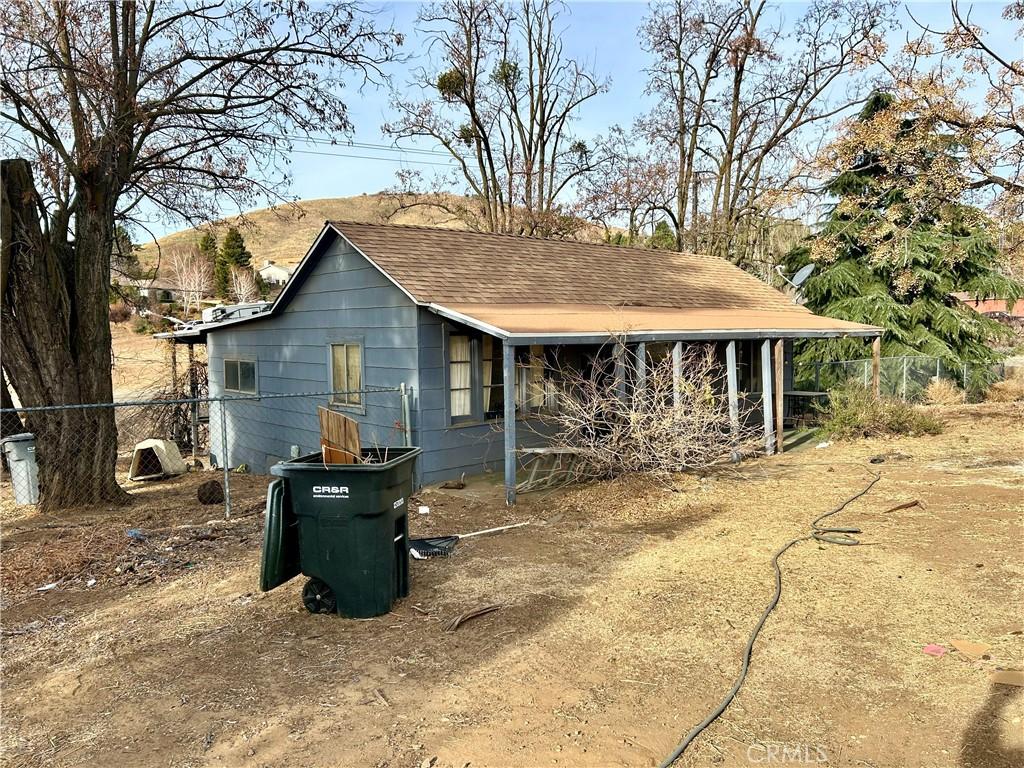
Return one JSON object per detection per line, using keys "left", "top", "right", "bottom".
{"left": 1, "top": 158, "right": 129, "bottom": 511}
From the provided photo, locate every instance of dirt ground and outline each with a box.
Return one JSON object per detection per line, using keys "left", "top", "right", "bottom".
{"left": 2, "top": 403, "right": 1022, "bottom": 768}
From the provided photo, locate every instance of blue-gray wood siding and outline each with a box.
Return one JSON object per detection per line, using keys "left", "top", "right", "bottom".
{"left": 207, "top": 237, "right": 417, "bottom": 473}
{"left": 414, "top": 309, "right": 552, "bottom": 485}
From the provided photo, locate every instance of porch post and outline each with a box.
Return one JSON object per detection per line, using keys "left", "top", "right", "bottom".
{"left": 672, "top": 341, "right": 683, "bottom": 406}
{"left": 725, "top": 340, "right": 740, "bottom": 439}
{"left": 503, "top": 341, "right": 517, "bottom": 506}
{"left": 761, "top": 339, "right": 775, "bottom": 455}
{"left": 635, "top": 342, "right": 647, "bottom": 390}
{"left": 871, "top": 336, "right": 881, "bottom": 398}
{"left": 773, "top": 339, "right": 785, "bottom": 454}
{"left": 613, "top": 342, "right": 627, "bottom": 401}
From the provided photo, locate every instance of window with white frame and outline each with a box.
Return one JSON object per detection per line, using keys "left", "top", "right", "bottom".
{"left": 449, "top": 334, "right": 473, "bottom": 418}
{"left": 330, "top": 342, "right": 362, "bottom": 406}
{"left": 224, "top": 359, "right": 257, "bottom": 394}
{"left": 446, "top": 331, "right": 557, "bottom": 423}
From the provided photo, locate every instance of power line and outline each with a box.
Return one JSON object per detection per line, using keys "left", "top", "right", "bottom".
{"left": 290, "top": 147, "right": 459, "bottom": 167}
{"left": 286, "top": 134, "right": 461, "bottom": 159}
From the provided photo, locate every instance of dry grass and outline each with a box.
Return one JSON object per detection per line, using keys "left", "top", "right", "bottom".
{"left": 1, "top": 527, "right": 130, "bottom": 596}
{"left": 924, "top": 376, "right": 965, "bottom": 405}
{"left": 135, "top": 194, "right": 473, "bottom": 276}
{"left": 986, "top": 377, "right": 1024, "bottom": 402}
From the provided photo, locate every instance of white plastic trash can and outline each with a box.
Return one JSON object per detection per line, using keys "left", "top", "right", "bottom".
{"left": 2, "top": 433, "right": 40, "bottom": 505}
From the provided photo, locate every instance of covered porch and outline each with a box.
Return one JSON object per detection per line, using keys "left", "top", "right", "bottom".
{"left": 429, "top": 302, "right": 883, "bottom": 505}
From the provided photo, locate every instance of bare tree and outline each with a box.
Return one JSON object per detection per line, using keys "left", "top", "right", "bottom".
{"left": 384, "top": 0, "right": 606, "bottom": 236}
{"left": 577, "top": 125, "right": 675, "bottom": 244}
{"left": 593, "top": 0, "right": 890, "bottom": 263}
{"left": 229, "top": 266, "right": 261, "bottom": 304}
{"left": 0, "top": 1, "right": 401, "bottom": 509}
{"left": 170, "top": 250, "right": 213, "bottom": 318}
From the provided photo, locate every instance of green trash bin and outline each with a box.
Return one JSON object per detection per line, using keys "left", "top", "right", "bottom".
{"left": 260, "top": 446, "right": 421, "bottom": 618}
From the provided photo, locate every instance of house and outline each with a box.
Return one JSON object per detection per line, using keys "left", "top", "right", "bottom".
{"left": 162, "top": 221, "right": 882, "bottom": 503}
{"left": 953, "top": 292, "right": 1024, "bottom": 330}
{"left": 257, "top": 260, "right": 294, "bottom": 286}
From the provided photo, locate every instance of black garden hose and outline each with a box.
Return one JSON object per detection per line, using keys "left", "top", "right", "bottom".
{"left": 658, "top": 471, "right": 882, "bottom": 768}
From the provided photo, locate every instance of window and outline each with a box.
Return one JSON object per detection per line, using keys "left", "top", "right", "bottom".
{"left": 449, "top": 334, "right": 473, "bottom": 418}
{"left": 446, "top": 329, "right": 558, "bottom": 423}
{"left": 224, "top": 359, "right": 257, "bottom": 394}
{"left": 482, "top": 336, "right": 504, "bottom": 419}
{"left": 330, "top": 343, "right": 362, "bottom": 406}
{"left": 516, "top": 345, "right": 546, "bottom": 411}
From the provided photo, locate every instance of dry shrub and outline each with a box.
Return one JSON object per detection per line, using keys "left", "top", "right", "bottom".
{"left": 924, "top": 377, "right": 965, "bottom": 405}
{"left": 538, "top": 343, "right": 758, "bottom": 482}
{"left": 108, "top": 302, "right": 132, "bottom": 323}
{"left": 986, "top": 378, "right": 1024, "bottom": 402}
{"left": 818, "top": 384, "right": 943, "bottom": 440}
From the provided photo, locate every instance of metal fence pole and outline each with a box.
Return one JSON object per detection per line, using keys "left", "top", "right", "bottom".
{"left": 400, "top": 383, "right": 412, "bottom": 448}
{"left": 902, "top": 357, "right": 908, "bottom": 400}
{"left": 220, "top": 398, "right": 231, "bottom": 519}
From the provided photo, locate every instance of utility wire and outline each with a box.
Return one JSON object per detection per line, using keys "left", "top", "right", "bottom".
{"left": 290, "top": 147, "right": 458, "bottom": 167}
{"left": 657, "top": 470, "right": 882, "bottom": 768}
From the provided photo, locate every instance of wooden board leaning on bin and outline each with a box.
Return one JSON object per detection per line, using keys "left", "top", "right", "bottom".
{"left": 317, "top": 406, "right": 362, "bottom": 464}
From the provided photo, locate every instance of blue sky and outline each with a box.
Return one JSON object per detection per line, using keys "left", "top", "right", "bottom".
{"left": 151, "top": 1, "right": 1018, "bottom": 236}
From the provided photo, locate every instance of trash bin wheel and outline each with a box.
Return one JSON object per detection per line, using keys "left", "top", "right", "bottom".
{"left": 302, "top": 578, "right": 337, "bottom": 614}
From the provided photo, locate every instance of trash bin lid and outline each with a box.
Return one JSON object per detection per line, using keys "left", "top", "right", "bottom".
{"left": 0, "top": 432, "right": 35, "bottom": 446}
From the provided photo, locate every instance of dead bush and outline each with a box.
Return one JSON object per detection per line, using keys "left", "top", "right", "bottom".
{"left": 818, "top": 384, "right": 943, "bottom": 440}
{"left": 108, "top": 302, "right": 132, "bottom": 323}
{"left": 924, "top": 377, "right": 964, "bottom": 405}
{"left": 536, "top": 343, "right": 759, "bottom": 482}
{"left": 985, "top": 378, "right": 1024, "bottom": 402}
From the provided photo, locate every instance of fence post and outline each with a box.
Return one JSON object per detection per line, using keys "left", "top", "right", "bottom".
{"left": 902, "top": 357, "right": 908, "bottom": 400}
{"left": 220, "top": 398, "right": 231, "bottom": 519}
{"left": 962, "top": 363, "right": 968, "bottom": 389}
{"left": 401, "top": 383, "right": 412, "bottom": 448}
{"left": 814, "top": 361, "right": 821, "bottom": 392}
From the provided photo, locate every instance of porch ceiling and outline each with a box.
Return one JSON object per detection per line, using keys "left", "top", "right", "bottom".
{"left": 429, "top": 302, "right": 883, "bottom": 343}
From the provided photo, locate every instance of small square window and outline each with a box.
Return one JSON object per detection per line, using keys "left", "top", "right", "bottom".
{"left": 224, "top": 359, "right": 257, "bottom": 394}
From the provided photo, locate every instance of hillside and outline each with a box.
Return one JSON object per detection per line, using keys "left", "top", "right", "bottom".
{"left": 136, "top": 194, "right": 472, "bottom": 275}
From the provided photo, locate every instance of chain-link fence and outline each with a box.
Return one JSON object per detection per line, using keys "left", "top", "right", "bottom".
{"left": 0, "top": 387, "right": 409, "bottom": 519}
{"left": 794, "top": 355, "right": 1007, "bottom": 402}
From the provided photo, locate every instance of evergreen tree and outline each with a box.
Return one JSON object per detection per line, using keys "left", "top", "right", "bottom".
{"left": 647, "top": 220, "right": 677, "bottom": 250}
{"left": 784, "top": 92, "right": 1022, "bottom": 374}
{"left": 197, "top": 230, "right": 217, "bottom": 261}
{"left": 215, "top": 227, "right": 251, "bottom": 299}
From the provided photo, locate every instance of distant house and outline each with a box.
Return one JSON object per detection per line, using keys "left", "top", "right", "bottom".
{"left": 116, "top": 276, "right": 180, "bottom": 304}
{"left": 257, "top": 260, "right": 294, "bottom": 286}
{"left": 162, "top": 222, "right": 881, "bottom": 503}
{"left": 953, "top": 292, "right": 1023, "bottom": 329}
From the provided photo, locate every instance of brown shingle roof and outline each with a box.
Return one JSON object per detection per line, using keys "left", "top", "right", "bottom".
{"left": 331, "top": 221, "right": 806, "bottom": 314}
{"left": 439, "top": 303, "right": 879, "bottom": 336}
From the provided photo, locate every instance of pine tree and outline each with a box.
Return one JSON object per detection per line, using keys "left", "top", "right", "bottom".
{"left": 197, "top": 230, "right": 217, "bottom": 261}
{"left": 784, "top": 92, "right": 1022, "bottom": 376}
{"left": 215, "top": 227, "right": 251, "bottom": 299}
